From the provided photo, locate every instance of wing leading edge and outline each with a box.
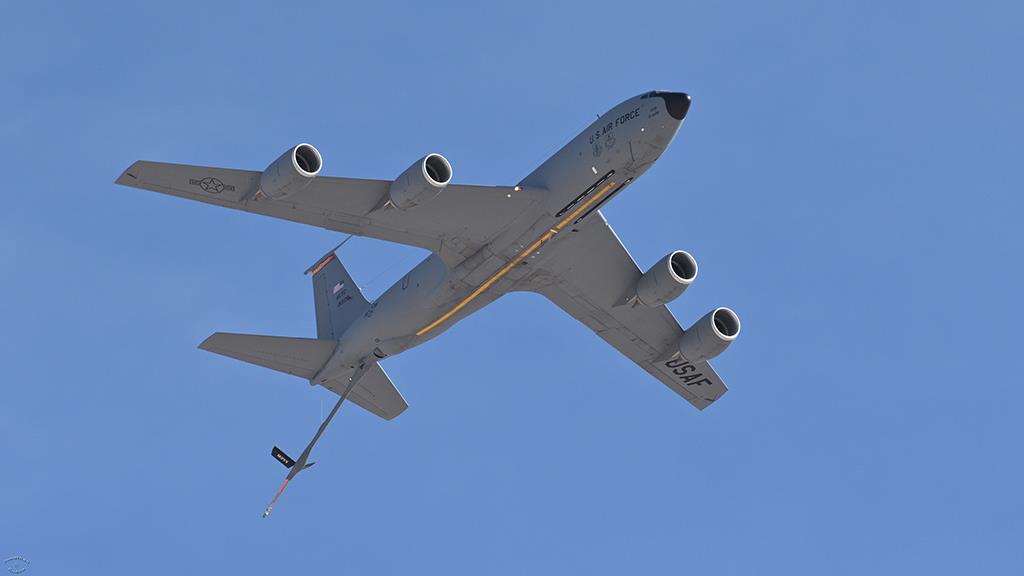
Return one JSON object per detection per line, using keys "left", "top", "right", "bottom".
{"left": 516, "top": 211, "right": 729, "bottom": 410}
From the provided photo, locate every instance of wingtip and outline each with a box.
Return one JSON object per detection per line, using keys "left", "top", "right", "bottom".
{"left": 114, "top": 161, "right": 142, "bottom": 186}
{"left": 696, "top": 391, "right": 727, "bottom": 411}
{"left": 197, "top": 332, "right": 223, "bottom": 351}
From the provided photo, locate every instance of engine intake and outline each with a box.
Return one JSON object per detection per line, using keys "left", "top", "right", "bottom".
{"left": 635, "top": 251, "right": 698, "bottom": 307}
{"left": 678, "top": 307, "right": 741, "bottom": 363}
{"left": 260, "top": 143, "right": 322, "bottom": 200}
{"left": 388, "top": 153, "right": 452, "bottom": 210}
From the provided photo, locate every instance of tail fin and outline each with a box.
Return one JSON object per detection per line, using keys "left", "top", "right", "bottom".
{"left": 307, "top": 250, "right": 370, "bottom": 340}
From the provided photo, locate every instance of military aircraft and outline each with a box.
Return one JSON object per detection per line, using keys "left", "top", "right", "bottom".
{"left": 115, "top": 91, "right": 741, "bottom": 516}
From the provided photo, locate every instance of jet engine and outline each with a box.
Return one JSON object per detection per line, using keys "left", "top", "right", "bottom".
{"left": 677, "top": 307, "right": 741, "bottom": 363}
{"left": 635, "top": 251, "right": 698, "bottom": 306}
{"left": 388, "top": 153, "right": 452, "bottom": 210}
{"left": 259, "top": 143, "right": 322, "bottom": 200}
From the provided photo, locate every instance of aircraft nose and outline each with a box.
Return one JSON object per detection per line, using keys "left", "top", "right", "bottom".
{"left": 657, "top": 92, "right": 691, "bottom": 120}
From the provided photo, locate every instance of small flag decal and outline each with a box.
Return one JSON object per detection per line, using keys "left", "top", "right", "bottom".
{"left": 333, "top": 282, "right": 345, "bottom": 294}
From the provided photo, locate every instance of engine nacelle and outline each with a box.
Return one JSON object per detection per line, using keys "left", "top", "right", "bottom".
{"left": 635, "top": 251, "right": 698, "bottom": 307}
{"left": 388, "top": 153, "right": 452, "bottom": 210}
{"left": 259, "top": 143, "right": 322, "bottom": 200}
{"left": 678, "top": 307, "right": 741, "bottom": 363}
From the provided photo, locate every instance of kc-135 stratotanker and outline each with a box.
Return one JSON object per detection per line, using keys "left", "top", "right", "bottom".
{"left": 116, "top": 91, "right": 741, "bottom": 516}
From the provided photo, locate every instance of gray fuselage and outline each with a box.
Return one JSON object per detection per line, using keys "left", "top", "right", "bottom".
{"left": 316, "top": 92, "right": 688, "bottom": 381}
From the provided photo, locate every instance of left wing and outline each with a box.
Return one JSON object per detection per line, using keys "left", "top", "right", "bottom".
{"left": 115, "top": 161, "right": 539, "bottom": 265}
{"left": 515, "top": 212, "right": 728, "bottom": 410}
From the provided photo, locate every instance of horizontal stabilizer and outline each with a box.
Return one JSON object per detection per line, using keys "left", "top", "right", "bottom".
{"left": 323, "top": 363, "right": 408, "bottom": 420}
{"left": 198, "top": 333, "right": 336, "bottom": 379}
{"left": 200, "top": 332, "right": 407, "bottom": 420}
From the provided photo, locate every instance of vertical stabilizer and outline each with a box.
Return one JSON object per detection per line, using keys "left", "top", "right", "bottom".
{"left": 307, "top": 250, "right": 370, "bottom": 340}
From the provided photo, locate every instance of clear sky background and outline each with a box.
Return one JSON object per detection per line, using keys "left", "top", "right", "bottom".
{"left": 2, "top": 1, "right": 1022, "bottom": 574}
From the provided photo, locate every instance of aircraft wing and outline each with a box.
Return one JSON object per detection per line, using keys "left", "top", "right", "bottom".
{"left": 115, "top": 161, "right": 538, "bottom": 264}
{"left": 517, "top": 212, "right": 728, "bottom": 410}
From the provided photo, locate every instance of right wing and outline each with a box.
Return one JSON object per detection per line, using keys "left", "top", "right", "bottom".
{"left": 516, "top": 212, "right": 729, "bottom": 410}
{"left": 115, "top": 161, "right": 540, "bottom": 264}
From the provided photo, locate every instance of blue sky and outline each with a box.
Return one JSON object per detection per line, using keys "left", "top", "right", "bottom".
{"left": 2, "top": 1, "right": 1022, "bottom": 574}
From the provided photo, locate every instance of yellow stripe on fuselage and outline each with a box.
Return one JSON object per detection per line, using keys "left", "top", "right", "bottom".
{"left": 415, "top": 180, "right": 618, "bottom": 337}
